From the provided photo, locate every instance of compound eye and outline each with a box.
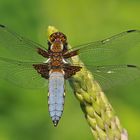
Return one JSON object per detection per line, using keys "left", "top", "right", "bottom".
{"left": 61, "top": 37, "right": 65, "bottom": 42}
{"left": 50, "top": 36, "right": 55, "bottom": 43}
{"left": 61, "top": 36, "right": 67, "bottom": 44}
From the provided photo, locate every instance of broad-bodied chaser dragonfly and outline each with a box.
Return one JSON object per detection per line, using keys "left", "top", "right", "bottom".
{"left": 0, "top": 24, "right": 140, "bottom": 126}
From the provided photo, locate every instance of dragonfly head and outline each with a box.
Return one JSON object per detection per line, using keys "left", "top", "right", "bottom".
{"left": 49, "top": 32, "right": 67, "bottom": 52}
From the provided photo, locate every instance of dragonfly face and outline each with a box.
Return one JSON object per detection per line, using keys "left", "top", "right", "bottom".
{"left": 49, "top": 32, "right": 67, "bottom": 53}
{"left": 0, "top": 24, "right": 140, "bottom": 126}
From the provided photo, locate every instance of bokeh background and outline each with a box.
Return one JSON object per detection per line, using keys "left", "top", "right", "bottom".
{"left": 0, "top": 0, "right": 140, "bottom": 140}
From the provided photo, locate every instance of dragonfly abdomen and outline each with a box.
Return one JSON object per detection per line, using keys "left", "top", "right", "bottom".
{"left": 48, "top": 71, "right": 65, "bottom": 127}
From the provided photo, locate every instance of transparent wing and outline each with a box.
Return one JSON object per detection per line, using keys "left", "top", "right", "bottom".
{"left": 85, "top": 64, "right": 140, "bottom": 90}
{"left": 70, "top": 30, "right": 140, "bottom": 64}
{"left": 0, "top": 24, "right": 47, "bottom": 62}
{"left": 0, "top": 57, "right": 47, "bottom": 88}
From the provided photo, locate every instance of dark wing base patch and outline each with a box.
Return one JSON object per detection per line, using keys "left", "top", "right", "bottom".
{"left": 33, "top": 64, "right": 49, "bottom": 79}
{"left": 37, "top": 48, "right": 49, "bottom": 58}
{"left": 64, "top": 65, "right": 82, "bottom": 79}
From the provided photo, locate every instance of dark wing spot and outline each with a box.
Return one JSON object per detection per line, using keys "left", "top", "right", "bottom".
{"left": 0, "top": 24, "right": 5, "bottom": 28}
{"left": 127, "top": 30, "right": 137, "bottom": 33}
{"left": 127, "top": 64, "right": 137, "bottom": 68}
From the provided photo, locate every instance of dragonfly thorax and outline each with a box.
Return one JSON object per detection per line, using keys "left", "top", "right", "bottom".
{"left": 50, "top": 41, "right": 64, "bottom": 52}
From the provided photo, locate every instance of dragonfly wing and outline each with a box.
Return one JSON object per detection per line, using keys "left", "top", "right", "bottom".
{"left": 0, "top": 24, "right": 47, "bottom": 62}
{"left": 0, "top": 57, "right": 47, "bottom": 88}
{"left": 69, "top": 30, "right": 140, "bottom": 64}
{"left": 85, "top": 64, "right": 140, "bottom": 90}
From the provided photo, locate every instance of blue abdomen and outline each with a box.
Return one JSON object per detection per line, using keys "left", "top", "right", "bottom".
{"left": 48, "top": 71, "right": 65, "bottom": 126}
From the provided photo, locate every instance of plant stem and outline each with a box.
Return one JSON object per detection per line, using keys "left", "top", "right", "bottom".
{"left": 69, "top": 56, "right": 128, "bottom": 140}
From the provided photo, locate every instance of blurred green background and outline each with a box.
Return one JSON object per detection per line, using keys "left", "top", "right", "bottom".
{"left": 0, "top": 0, "right": 140, "bottom": 140}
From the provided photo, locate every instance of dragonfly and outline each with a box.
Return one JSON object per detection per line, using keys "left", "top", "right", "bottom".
{"left": 0, "top": 24, "right": 140, "bottom": 127}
